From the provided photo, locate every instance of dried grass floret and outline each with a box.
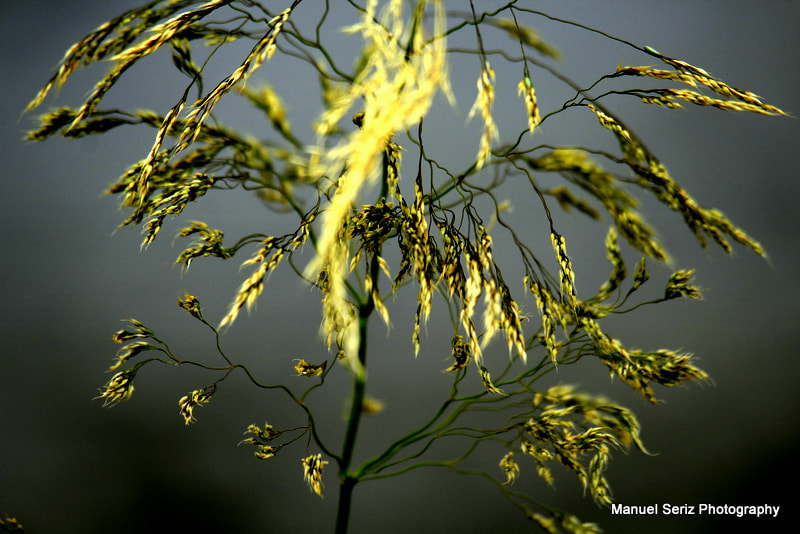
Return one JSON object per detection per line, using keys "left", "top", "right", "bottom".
{"left": 518, "top": 76, "right": 541, "bottom": 133}
{"left": 178, "top": 385, "right": 216, "bottom": 424}
{"left": 301, "top": 454, "right": 329, "bottom": 497}
{"left": 469, "top": 61, "right": 499, "bottom": 169}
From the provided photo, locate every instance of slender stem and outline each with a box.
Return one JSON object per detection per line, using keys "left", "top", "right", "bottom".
{"left": 339, "top": 314, "right": 369, "bottom": 467}
{"left": 335, "top": 475, "right": 358, "bottom": 534}
{"left": 335, "top": 294, "right": 372, "bottom": 533}
{"left": 335, "top": 133, "right": 392, "bottom": 534}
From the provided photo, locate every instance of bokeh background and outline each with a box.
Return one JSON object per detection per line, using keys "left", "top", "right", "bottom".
{"left": 2, "top": 1, "right": 799, "bottom": 532}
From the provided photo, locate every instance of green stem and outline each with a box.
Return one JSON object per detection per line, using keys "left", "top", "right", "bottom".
{"left": 335, "top": 475, "right": 358, "bottom": 534}
{"left": 335, "top": 255, "right": 379, "bottom": 534}
{"left": 339, "top": 316, "right": 369, "bottom": 468}
{"left": 335, "top": 137, "right": 393, "bottom": 533}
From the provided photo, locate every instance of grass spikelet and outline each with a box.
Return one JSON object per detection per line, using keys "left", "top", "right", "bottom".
{"left": 518, "top": 76, "right": 541, "bottom": 133}
{"left": 497, "top": 276, "right": 527, "bottom": 362}
{"left": 614, "top": 210, "right": 669, "bottom": 263}
{"left": 26, "top": 108, "right": 78, "bottom": 141}
{"left": 525, "top": 148, "right": 671, "bottom": 261}
{"left": 218, "top": 216, "right": 312, "bottom": 330}
{"left": 588, "top": 104, "right": 644, "bottom": 161}
{"left": 115, "top": 5, "right": 200, "bottom": 64}
{"left": 664, "top": 269, "right": 702, "bottom": 300}
{"left": 478, "top": 365, "right": 503, "bottom": 395}
{"left": 585, "top": 102, "right": 763, "bottom": 258}
{"left": 639, "top": 48, "right": 788, "bottom": 116}
{"left": 551, "top": 232, "right": 577, "bottom": 313}
{"left": 580, "top": 315, "right": 708, "bottom": 404}
{"left": 634, "top": 158, "right": 765, "bottom": 257}
{"left": 499, "top": 451, "right": 520, "bottom": 485}
{"left": 27, "top": 37, "right": 101, "bottom": 112}
{"left": 476, "top": 226, "right": 502, "bottom": 354}
{"left": 400, "top": 161, "right": 436, "bottom": 354}
{"left": 445, "top": 334, "right": 470, "bottom": 372}
{"left": 63, "top": 1, "right": 230, "bottom": 133}
{"left": 301, "top": 454, "right": 329, "bottom": 497}
{"left": 25, "top": 1, "right": 178, "bottom": 112}
{"left": 469, "top": 61, "right": 499, "bottom": 169}
{"left": 653, "top": 89, "right": 787, "bottom": 115}
{"left": 174, "top": 221, "right": 231, "bottom": 268}
{"left": 111, "top": 0, "right": 228, "bottom": 64}
{"left": 98, "top": 362, "right": 146, "bottom": 407}
{"left": 66, "top": 61, "right": 133, "bottom": 133}
{"left": 631, "top": 257, "right": 650, "bottom": 292}
{"left": 219, "top": 248, "right": 280, "bottom": 330}
{"left": 178, "top": 385, "right": 216, "bottom": 425}
{"left": 136, "top": 95, "right": 187, "bottom": 202}
{"left": 142, "top": 172, "right": 215, "bottom": 247}
{"left": 175, "top": 8, "right": 292, "bottom": 154}
{"left": 480, "top": 277, "right": 502, "bottom": 352}
{"left": 529, "top": 280, "right": 561, "bottom": 365}
{"left": 461, "top": 241, "right": 484, "bottom": 364}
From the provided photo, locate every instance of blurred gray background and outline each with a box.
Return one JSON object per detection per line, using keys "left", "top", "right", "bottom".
{"left": 2, "top": 1, "right": 799, "bottom": 532}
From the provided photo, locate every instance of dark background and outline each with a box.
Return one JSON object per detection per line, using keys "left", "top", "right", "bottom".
{"left": 2, "top": 1, "right": 799, "bottom": 532}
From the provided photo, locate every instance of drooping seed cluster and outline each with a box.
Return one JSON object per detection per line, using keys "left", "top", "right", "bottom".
{"left": 586, "top": 102, "right": 766, "bottom": 257}
{"left": 240, "top": 422, "right": 282, "bottom": 460}
{"left": 526, "top": 148, "right": 669, "bottom": 262}
{"left": 616, "top": 50, "right": 788, "bottom": 116}
{"left": 518, "top": 76, "right": 541, "bottom": 133}
{"left": 469, "top": 61, "right": 499, "bottom": 170}
{"left": 293, "top": 359, "right": 327, "bottom": 378}
{"left": 507, "top": 385, "right": 645, "bottom": 509}
{"left": 301, "top": 454, "right": 329, "bottom": 497}
{"left": 97, "top": 367, "right": 139, "bottom": 407}
{"left": 219, "top": 215, "right": 314, "bottom": 329}
{"left": 178, "top": 385, "right": 217, "bottom": 425}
